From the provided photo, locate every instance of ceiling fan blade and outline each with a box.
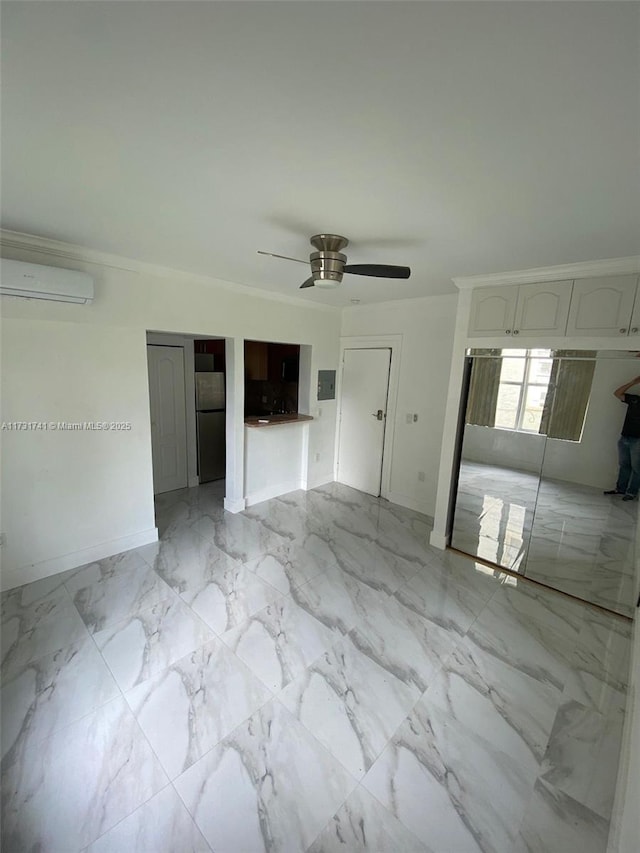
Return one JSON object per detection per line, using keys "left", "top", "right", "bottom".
{"left": 343, "top": 264, "right": 411, "bottom": 279}
{"left": 257, "top": 250, "right": 308, "bottom": 265}
{"left": 299, "top": 277, "right": 315, "bottom": 289}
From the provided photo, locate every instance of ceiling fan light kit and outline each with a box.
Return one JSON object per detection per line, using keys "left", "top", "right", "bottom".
{"left": 311, "top": 278, "right": 340, "bottom": 289}
{"left": 258, "top": 234, "right": 411, "bottom": 290}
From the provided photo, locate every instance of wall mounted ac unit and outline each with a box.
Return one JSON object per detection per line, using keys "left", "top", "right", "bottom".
{"left": 0, "top": 259, "right": 94, "bottom": 304}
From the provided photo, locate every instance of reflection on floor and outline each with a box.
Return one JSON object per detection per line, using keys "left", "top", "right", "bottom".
{"left": 1, "top": 481, "right": 632, "bottom": 852}
{"left": 452, "top": 461, "right": 638, "bottom": 618}
{"left": 452, "top": 461, "right": 540, "bottom": 571}
{"left": 527, "top": 479, "right": 637, "bottom": 618}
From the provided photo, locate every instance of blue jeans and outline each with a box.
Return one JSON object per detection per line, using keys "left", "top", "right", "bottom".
{"left": 616, "top": 436, "right": 640, "bottom": 496}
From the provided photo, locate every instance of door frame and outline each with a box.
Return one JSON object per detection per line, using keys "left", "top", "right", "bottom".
{"left": 335, "top": 335, "right": 402, "bottom": 499}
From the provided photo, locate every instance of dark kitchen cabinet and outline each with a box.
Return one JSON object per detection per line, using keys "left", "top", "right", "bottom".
{"left": 245, "top": 341, "right": 269, "bottom": 381}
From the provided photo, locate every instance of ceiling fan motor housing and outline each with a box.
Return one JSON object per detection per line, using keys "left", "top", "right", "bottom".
{"left": 310, "top": 251, "right": 346, "bottom": 284}
{"left": 309, "top": 234, "right": 349, "bottom": 285}
{"left": 310, "top": 234, "right": 349, "bottom": 253}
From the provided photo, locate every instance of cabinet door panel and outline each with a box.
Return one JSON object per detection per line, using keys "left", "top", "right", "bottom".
{"left": 245, "top": 341, "right": 268, "bottom": 380}
{"left": 626, "top": 276, "right": 640, "bottom": 338}
{"left": 566, "top": 276, "right": 637, "bottom": 337}
{"left": 468, "top": 286, "right": 517, "bottom": 337}
{"left": 513, "top": 280, "right": 572, "bottom": 337}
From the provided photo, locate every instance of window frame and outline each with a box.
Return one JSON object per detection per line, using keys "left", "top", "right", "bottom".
{"left": 495, "top": 350, "right": 552, "bottom": 434}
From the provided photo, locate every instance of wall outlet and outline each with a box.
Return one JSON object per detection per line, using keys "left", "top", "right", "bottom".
{"left": 413, "top": 413, "right": 418, "bottom": 422}
{"left": 315, "top": 452, "right": 321, "bottom": 462}
{"left": 417, "top": 471, "right": 426, "bottom": 482}
{"left": 317, "top": 407, "right": 322, "bottom": 418}
{"left": 406, "top": 413, "right": 412, "bottom": 424}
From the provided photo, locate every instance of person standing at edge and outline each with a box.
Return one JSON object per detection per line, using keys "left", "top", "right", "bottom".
{"left": 604, "top": 374, "right": 640, "bottom": 501}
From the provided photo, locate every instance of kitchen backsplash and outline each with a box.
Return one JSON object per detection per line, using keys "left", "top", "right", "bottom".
{"left": 245, "top": 380, "right": 298, "bottom": 416}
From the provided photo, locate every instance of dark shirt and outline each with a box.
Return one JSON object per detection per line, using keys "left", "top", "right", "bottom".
{"left": 622, "top": 394, "right": 640, "bottom": 437}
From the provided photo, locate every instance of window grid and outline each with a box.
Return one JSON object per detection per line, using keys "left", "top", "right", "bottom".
{"left": 497, "top": 351, "right": 552, "bottom": 434}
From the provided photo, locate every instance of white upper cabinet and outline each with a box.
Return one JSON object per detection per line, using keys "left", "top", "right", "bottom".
{"left": 468, "top": 275, "right": 640, "bottom": 340}
{"left": 512, "top": 280, "right": 573, "bottom": 337}
{"left": 629, "top": 280, "right": 640, "bottom": 337}
{"left": 468, "top": 281, "right": 572, "bottom": 338}
{"left": 468, "top": 286, "right": 517, "bottom": 337}
{"left": 566, "top": 275, "right": 639, "bottom": 337}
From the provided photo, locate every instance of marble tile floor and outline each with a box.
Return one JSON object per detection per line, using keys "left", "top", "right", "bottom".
{"left": 1, "top": 480, "right": 633, "bottom": 852}
{"left": 451, "top": 461, "right": 638, "bottom": 617}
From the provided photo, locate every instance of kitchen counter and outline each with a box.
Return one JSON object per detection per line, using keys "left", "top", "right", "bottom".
{"left": 245, "top": 414, "right": 314, "bottom": 428}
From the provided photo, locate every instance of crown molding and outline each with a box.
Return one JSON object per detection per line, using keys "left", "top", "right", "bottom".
{"left": 342, "top": 291, "right": 457, "bottom": 311}
{"left": 453, "top": 256, "right": 640, "bottom": 291}
{"left": 0, "top": 230, "right": 140, "bottom": 273}
{"left": 0, "top": 229, "right": 341, "bottom": 314}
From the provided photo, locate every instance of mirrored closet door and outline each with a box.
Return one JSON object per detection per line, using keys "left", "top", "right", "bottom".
{"left": 450, "top": 348, "right": 639, "bottom": 617}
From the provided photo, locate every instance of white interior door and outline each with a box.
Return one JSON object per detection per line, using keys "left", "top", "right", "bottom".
{"left": 147, "top": 345, "right": 188, "bottom": 494}
{"left": 337, "top": 348, "right": 391, "bottom": 496}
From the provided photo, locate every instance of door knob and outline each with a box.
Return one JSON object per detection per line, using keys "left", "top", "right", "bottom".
{"left": 371, "top": 410, "right": 384, "bottom": 421}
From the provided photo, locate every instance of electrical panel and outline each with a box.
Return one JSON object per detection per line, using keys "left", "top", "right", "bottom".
{"left": 317, "top": 370, "right": 336, "bottom": 400}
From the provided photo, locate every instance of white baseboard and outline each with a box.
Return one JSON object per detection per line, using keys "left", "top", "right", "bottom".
{"left": 188, "top": 475, "right": 200, "bottom": 488}
{"left": 1, "top": 527, "right": 159, "bottom": 592}
{"left": 386, "top": 490, "right": 430, "bottom": 516}
{"left": 429, "top": 529, "right": 449, "bottom": 550}
{"left": 244, "top": 479, "right": 304, "bottom": 507}
{"left": 224, "top": 496, "right": 246, "bottom": 513}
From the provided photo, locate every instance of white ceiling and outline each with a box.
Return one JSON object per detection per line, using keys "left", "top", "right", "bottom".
{"left": 1, "top": 1, "right": 639, "bottom": 306}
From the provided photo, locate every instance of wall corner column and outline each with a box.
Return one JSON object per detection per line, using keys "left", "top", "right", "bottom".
{"left": 430, "top": 289, "right": 472, "bottom": 549}
{"left": 224, "top": 337, "right": 246, "bottom": 513}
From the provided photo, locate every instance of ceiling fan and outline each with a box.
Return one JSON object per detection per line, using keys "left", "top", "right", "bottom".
{"left": 258, "top": 234, "right": 411, "bottom": 289}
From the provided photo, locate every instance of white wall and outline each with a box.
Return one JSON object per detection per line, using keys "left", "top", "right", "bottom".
{"left": 1, "top": 320, "right": 156, "bottom": 581}
{"left": 244, "top": 422, "right": 309, "bottom": 506}
{"left": 462, "top": 425, "right": 546, "bottom": 473}
{"left": 341, "top": 294, "right": 458, "bottom": 517}
{"left": 542, "top": 358, "right": 638, "bottom": 489}
{"left": 0, "top": 233, "right": 341, "bottom": 590}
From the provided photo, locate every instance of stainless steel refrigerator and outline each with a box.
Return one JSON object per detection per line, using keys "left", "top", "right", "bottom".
{"left": 195, "top": 372, "right": 226, "bottom": 482}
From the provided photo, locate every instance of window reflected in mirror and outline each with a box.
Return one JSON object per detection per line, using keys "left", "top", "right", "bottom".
{"left": 450, "top": 348, "right": 639, "bottom": 617}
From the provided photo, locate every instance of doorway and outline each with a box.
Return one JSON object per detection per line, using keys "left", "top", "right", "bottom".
{"left": 194, "top": 339, "right": 226, "bottom": 484}
{"left": 147, "top": 334, "right": 227, "bottom": 500}
{"left": 337, "top": 347, "right": 392, "bottom": 496}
